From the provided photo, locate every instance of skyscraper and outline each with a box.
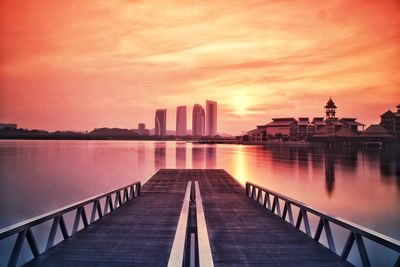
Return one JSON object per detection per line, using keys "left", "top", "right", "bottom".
{"left": 192, "top": 104, "right": 205, "bottom": 136}
{"left": 138, "top": 123, "right": 146, "bottom": 135}
{"left": 155, "top": 109, "right": 167, "bottom": 136}
{"left": 176, "top": 105, "right": 187, "bottom": 136}
{"left": 206, "top": 100, "right": 217, "bottom": 136}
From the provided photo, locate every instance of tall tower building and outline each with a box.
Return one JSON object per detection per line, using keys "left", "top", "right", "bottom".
{"left": 155, "top": 109, "right": 167, "bottom": 136}
{"left": 138, "top": 123, "right": 146, "bottom": 135}
{"left": 324, "top": 98, "right": 337, "bottom": 120}
{"left": 206, "top": 100, "right": 217, "bottom": 136}
{"left": 192, "top": 104, "right": 205, "bottom": 136}
{"left": 176, "top": 106, "right": 187, "bottom": 136}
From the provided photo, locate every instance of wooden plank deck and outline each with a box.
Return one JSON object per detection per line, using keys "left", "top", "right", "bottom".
{"left": 24, "top": 169, "right": 351, "bottom": 267}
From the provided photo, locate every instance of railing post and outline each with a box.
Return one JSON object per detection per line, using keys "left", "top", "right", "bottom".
{"left": 26, "top": 228, "right": 40, "bottom": 258}
{"left": 323, "top": 219, "right": 336, "bottom": 253}
{"left": 90, "top": 200, "right": 98, "bottom": 223}
{"left": 59, "top": 215, "right": 69, "bottom": 240}
{"left": 295, "top": 210, "right": 303, "bottom": 229}
{"left": 282, "top": 202, "right": 288, "bottom": 220}
{"left": 265, "top": 192, "right": 271, "bottom": 210}
{"left": 355, "top": 234, "right": 371, "bottom": 267}
{"left": 257, "top": 188, "right": 262, "bottom": 204}
{"left": 46, "top": 216, "right": 60, "bottom": 250}
{"left": 81, "top": 207, "right": 89, "bottom": 227}
{"left": 8, "top": 230, "right": 26, "bottom": 267}
{"left": 341, "top": 232, "right": 355, "bottom": 260}
{"left": 314, "top": 218, "right": 323, "bottom": 241}
{"left": 72, "top": 207, "right": 82, "bottom": 234}
{"left": 286, "top": 202, "right": 294, "bottom": 225}
{"left": 302, "top": 210, "right": 312, "bottom": 237}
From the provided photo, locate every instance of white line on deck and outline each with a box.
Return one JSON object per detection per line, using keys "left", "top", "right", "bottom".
{"left": 195, "top": 181, "right": 215, "bottom": 267}
{"left": 167, "top": 181, "right": 192, "bottom": 267}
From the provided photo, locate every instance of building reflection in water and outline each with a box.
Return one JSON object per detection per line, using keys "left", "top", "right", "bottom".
{"left": 379, "top": 149, "right": 400, "bottom": 190}
{"left": 338, "top": 148, "right": 357, "bottom": 174}
{"left": 206, "top": 146, "right": 217, "bottom": 169}
{"left": 137, "top": 145, "right": 145, "bottom": 166}
{"left": 192, "top": 146, "right": 205, "bottom": 169}
{"left": 324, "top": 153, "right": 335, "bottom": 196}
{"left": 154, "top": 142, "right": 166, "bottom": 170}
{"left": 297, "top": 147, "right": 310, "bottom": 177}
{"left": 175, "top": 144, "right": 186, "bottom": 169}
{"left": 310, "top": 147, "right": 324, "bottom": 174}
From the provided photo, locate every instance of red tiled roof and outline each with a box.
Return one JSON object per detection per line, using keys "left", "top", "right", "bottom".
{"left": 324, "top": 98, "right": 337, "bottom": 108}
{"left": 381, "top": 110, "right": 394, "bottom": 117}
{"left": 360, "top": 124, "right": 393, "bottom": 138}
{"left": 266, "top": 120, "right": 296, "bottom": 126}
{"left": 313, "top": 125, "right": 357, "bottom": 138}
{"left": 247, "top": 128, "right": 265, "bottom": 134}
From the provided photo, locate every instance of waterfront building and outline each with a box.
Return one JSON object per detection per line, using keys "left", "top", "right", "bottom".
{"left": 360, "top": 124, "right": 394, "bottom": 146}
{"left": 265, "top": 118, "right": 298, "bottom": 138}
{"left": 312, "top": 125, "right": 358, "bottom": 143}
{"left": 339, "top": 118, "right": 365, "bottom": 133}
{"left": 380, "top": 104, "right": 400, "bottom": 138}
{"left": 0, "top": 123, "right": 17, "bottom": 130}
{"left": 138, "top": 123, "right": 148, "bottom": 136}
{"left": 206, "top": 100, "right": 217, "bottom": 136}
{"left": 155, "top": 109, "right": 167, "bottom": 136}
{"left": 325, "top": 97, "right": 337, "bottom": 120}
{"left": 245, "top": 98, "right": 366, "bottom": 142}
{"left": 192, "top": 104, "right": 205, "bottom": 136}
{"left": 298, "top": 118, "right": 309, "bottom": 139}
{"left": 247, "top": 125, "right": 267, "bottom": 142}
{"left": 312, "top": 117, "right": 326, "bottom": 131}
{"left": 176, "top": 106, "right": 187, "bottom": 136}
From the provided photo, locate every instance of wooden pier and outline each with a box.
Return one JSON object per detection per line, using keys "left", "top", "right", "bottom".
{"left": 1, "top": 169, "right": 399, "bottom": 267}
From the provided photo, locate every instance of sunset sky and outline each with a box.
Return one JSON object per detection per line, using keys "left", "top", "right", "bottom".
{"left": 0, "top": 0, "right": 399, "bottom": 134}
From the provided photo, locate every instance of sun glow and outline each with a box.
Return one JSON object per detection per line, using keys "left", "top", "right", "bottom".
{"left": 230, "top": 94, "right": 253, "bottom": 116}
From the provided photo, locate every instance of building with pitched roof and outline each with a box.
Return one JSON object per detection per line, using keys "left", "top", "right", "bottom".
{"left": 265, "top": 118, "right": 298, "bottom": 138}
{"left": 380, "top": 104, "right": 400, "bottom": 138}
{"left": 245, "top": 98, "right": 365, "bottom": 142}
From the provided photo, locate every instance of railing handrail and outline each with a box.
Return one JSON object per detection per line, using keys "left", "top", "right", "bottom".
{"left": 246, "top": 181, "right": 400, "bottom": 255}
{"left": 0, "top": 181, "right": 141, "bottom": 240}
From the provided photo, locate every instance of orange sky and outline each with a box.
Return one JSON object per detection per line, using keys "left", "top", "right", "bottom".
{"left": 0, "top": 0, "right": 399, "bottom": 134}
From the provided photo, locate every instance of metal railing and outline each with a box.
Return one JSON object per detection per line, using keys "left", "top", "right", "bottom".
{"left": 0, "top": 182, "right": 141, "bottom": 267}
{"left": 245, "top": 182, "right": 400, "bottom": 267}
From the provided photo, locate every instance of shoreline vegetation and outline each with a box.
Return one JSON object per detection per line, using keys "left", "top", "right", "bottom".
{"left": 1, "top": 127, "right": 399, "bottom": 148}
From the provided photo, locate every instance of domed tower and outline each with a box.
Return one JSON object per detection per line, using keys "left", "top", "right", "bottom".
{"left": 324, "top": 97, "right": 337, "bottom": 120}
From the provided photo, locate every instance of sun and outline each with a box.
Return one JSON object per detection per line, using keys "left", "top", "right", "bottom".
{"left": 230, "top": 94, "right": 253, "bottom": 116}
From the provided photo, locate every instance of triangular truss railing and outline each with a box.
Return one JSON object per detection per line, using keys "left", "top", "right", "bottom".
{"left": 0, "top": 181, "right": 141, "bottom": 267}
{"left": 246, "top": 182, "right": 400, "bottom": 267}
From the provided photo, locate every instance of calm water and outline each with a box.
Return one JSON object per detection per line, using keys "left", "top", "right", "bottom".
{"left": 0, "top": 140, "right": 399, "bottom": 266}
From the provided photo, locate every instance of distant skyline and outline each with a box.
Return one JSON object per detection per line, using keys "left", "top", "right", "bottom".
{"left": 192, "top": 104, "right": 205, "bottom": 136}
{"left": 0, "top": 1, "right": 399, "bottom": 134}
{"left": 206, "top": 100, "right": 217, "bottom": 136}
{"left": 176, "top": 106, "right": 187, "bottom": 136}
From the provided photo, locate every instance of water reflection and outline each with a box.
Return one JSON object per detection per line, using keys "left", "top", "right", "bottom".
{"left": 206, "top": 146, "right": 217, "bottom": 168}
{"left": 138, "top": 144, "right": 145, "bottom": 165}
{"left": 338, "top": 148, "right": 358, "bottom": 174}
{"left": 192, "top": 146, "right": 205, "bottom": 169}
{"left": 154, "top": 142, "right": 166, "bottom": 169}
{"left": 175, "top": 145, "right": 186, "bottom": 169}
{"left": 0, "top": 140, "right": 399, "bottom": 252}
{"left": 379, "top": 149, "right": 400, "bottom": 189}
{"left": 324, "top": 153, "right": 335, "bottom": 196}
